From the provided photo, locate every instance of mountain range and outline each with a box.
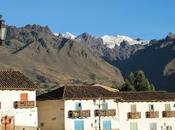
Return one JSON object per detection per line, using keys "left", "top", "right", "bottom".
{"left": 0, "top": 25, "right": 123, "bottom": 92}
{"left": 1, "top": 24, "right": 175, "bottom": 91}
{"left": 75, "top": 32, "right": 175, "bottom": 91}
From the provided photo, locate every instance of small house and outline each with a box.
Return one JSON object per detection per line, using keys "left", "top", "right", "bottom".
{"left": 0, "top": 71, "right": 38, "bottom": 130}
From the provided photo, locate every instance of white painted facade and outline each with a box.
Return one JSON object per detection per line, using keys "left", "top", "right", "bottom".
{"left": 65, "top": 99, "right": 120, "bottom": 130}
{"left": 64, "top": 99, "right": 175, "bottom": 130}
{"left": 0, "top": 90, "right": 38, "bottom": 127}
{"left": 119, "top": 101, "right": 175, "bottom": 130}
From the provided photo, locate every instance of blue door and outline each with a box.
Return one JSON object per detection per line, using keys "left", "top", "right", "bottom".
{"left": 74, "top": 120, "right": 84, "bottom": 130}
{"left": 103, "top": 120, "right": 111, "bottom": 130}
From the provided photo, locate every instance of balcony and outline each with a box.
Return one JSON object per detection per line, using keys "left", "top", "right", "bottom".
{"left": 128, "top": 112, "right": 141, "bottom": 119}
{"left": 14, "top": 101, "right": 35, "bottom": 109}
{"left": 162, "top": 111, "right": 175, "bottom": 118}
{"left": 146, "top": 111, "right": 159, "bottom": 118}
{"left": 68, "top": 110, "right": 90, "bottom": 118}
{"left": 94, "top": 109, "right": 116, "bottom": 116}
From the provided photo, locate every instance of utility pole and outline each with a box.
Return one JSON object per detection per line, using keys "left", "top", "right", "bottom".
{"left": 98, "top": 97, "right": 101, "bottom": 130}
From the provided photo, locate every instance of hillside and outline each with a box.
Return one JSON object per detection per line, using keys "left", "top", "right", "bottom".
{"left": 0, "top": 25, "right": 124, "bottom": 90}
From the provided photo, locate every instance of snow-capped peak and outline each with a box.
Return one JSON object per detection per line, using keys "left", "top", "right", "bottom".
{"left": 102, "top": 35, "right": 149, "bottom": 48}
{"left": 54, "top": 32, "right": 76, "bottom": 39}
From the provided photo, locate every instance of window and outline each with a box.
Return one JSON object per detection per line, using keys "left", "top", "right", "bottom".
{"left": 20, "top": 93, "right": 28, "bottom": 101}
{"left": 75, "top": 102, "right": 82, "bottom": 110}
{"left": 102, "top": 102, "right": 108, "bottom": 110}
{"left": 130, "top": 122, "right": 138, "bottom": 130}
{"left": 150, "top": 123, "right": 157, "bottom": 130}
{"left": 165, "top": 104, "right": 171, "bottom": 111}
{"left": 149, "top": 104, "right": 154, "bottom": 111}
{"left": 131, "top": 104, "right": 136, "bottom": 112}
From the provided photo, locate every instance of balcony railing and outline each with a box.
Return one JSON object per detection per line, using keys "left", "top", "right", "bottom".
{"left": 146, "top": 111, "right": 159, "bottom": 118}
{"left": 68, "top": 110, "right": 90, "bottom": 118}
{"left": 128, "top": 112, "right": 141, "bottom": 119}
{"left": 94, "top": 109, "right": 116, "bottom": 117}
{"left": 14, "top": 101, "right": 35, "bottom": 109}
{"left": 162, "top": 111, "right": 175, "bottom": 118}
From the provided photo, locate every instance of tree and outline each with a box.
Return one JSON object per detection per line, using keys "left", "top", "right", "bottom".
{"left": 121, "top": 70, "right": 155, "bottom": 91}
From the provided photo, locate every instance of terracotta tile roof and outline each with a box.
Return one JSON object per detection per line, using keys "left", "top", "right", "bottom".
{"left": 63, "top": 85, "right": 117, "bottom": 99}
{"left": 0, "top": 70, "right": 37, "bottom": 90}
{"left": 37, "top": 85, "right": 175, "bottom": 102}
{"left": 37, "top": 85, "right": 116, "bottom": 100}
{"left": 116, "top": 91, "right": 175, "bottom": 102}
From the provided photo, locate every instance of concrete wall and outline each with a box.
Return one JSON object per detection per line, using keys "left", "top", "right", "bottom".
{"left": 37, "top": 100, "right": 64, "bottom": 130}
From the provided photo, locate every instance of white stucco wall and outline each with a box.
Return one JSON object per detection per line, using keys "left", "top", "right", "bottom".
{"left": 64, "top": 99, "right": 120, "bottom": 130}
{"left": 119, "top": 101, "right": 175, "bottom": 130}
{"left": 65, "top": 99, "right": 175, "bottom": 130}
{"left": 0, "top": 90, "right": 37, "bottom": 127}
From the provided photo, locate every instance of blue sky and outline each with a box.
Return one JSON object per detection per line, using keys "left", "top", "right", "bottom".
{"left": 1, "top": 0, "right": 175, "bottom": 39}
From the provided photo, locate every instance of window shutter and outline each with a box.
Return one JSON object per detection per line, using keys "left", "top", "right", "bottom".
{"left": 149, "top": 104, "right": 154, "bottom": 111}
{"left": 102, "top": 102, "right": 108, "bottom": 110}
{"left": 150, "top": 123, "right": 157, "bottom": 130}
{"left": 75, "top": 102, "right": 82, "bottom": 110}
{"left": 131, "top": 104, "right": 136, "bottom": 112}
{"left": 130, "top": 123, "right": 138, "bottom": 130}
{"left": 165, "top": 104, "right": 171, "bottom": 111}
{"left": 20, "top": 93, "right": 28, "bottom": 101}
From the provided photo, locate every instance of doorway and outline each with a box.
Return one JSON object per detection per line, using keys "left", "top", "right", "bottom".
{"left": 74, "top": 119, "right": 84, "bottom": 130}
{"left": 103, "top": 120, "right": 111, "bottom": 130}
{"left": 1, "top": 116, "right": 14, "bottom": 130}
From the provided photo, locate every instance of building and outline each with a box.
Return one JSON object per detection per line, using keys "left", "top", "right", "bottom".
{"left": 37, "top": 85, "right": 175, "bottom": 130}
{"left": 0, "top": 70, "right": 38, "bottom": 130}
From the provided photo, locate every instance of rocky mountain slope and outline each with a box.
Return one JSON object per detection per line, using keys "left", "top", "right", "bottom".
{"left": 76, "top": 32, "right": 175, "bottom": 91}
{"left": 105, "top": 33, "right": 175, "bottom": 91}
{"left": 76, "top": 33, "right": 146, "bottom": 60}
{"left": 164, "top": 59, "right": 175, "bottom": 76}
{"left": 0, "top": 25, "right": 124, "bottom": 91}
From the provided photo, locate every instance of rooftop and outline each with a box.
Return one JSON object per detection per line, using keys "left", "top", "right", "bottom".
{"left": 0, "top": 70, "right": 37, "bottom": 90}
{"left": 37, "top": 85, "right": 175, "bottom": 102}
